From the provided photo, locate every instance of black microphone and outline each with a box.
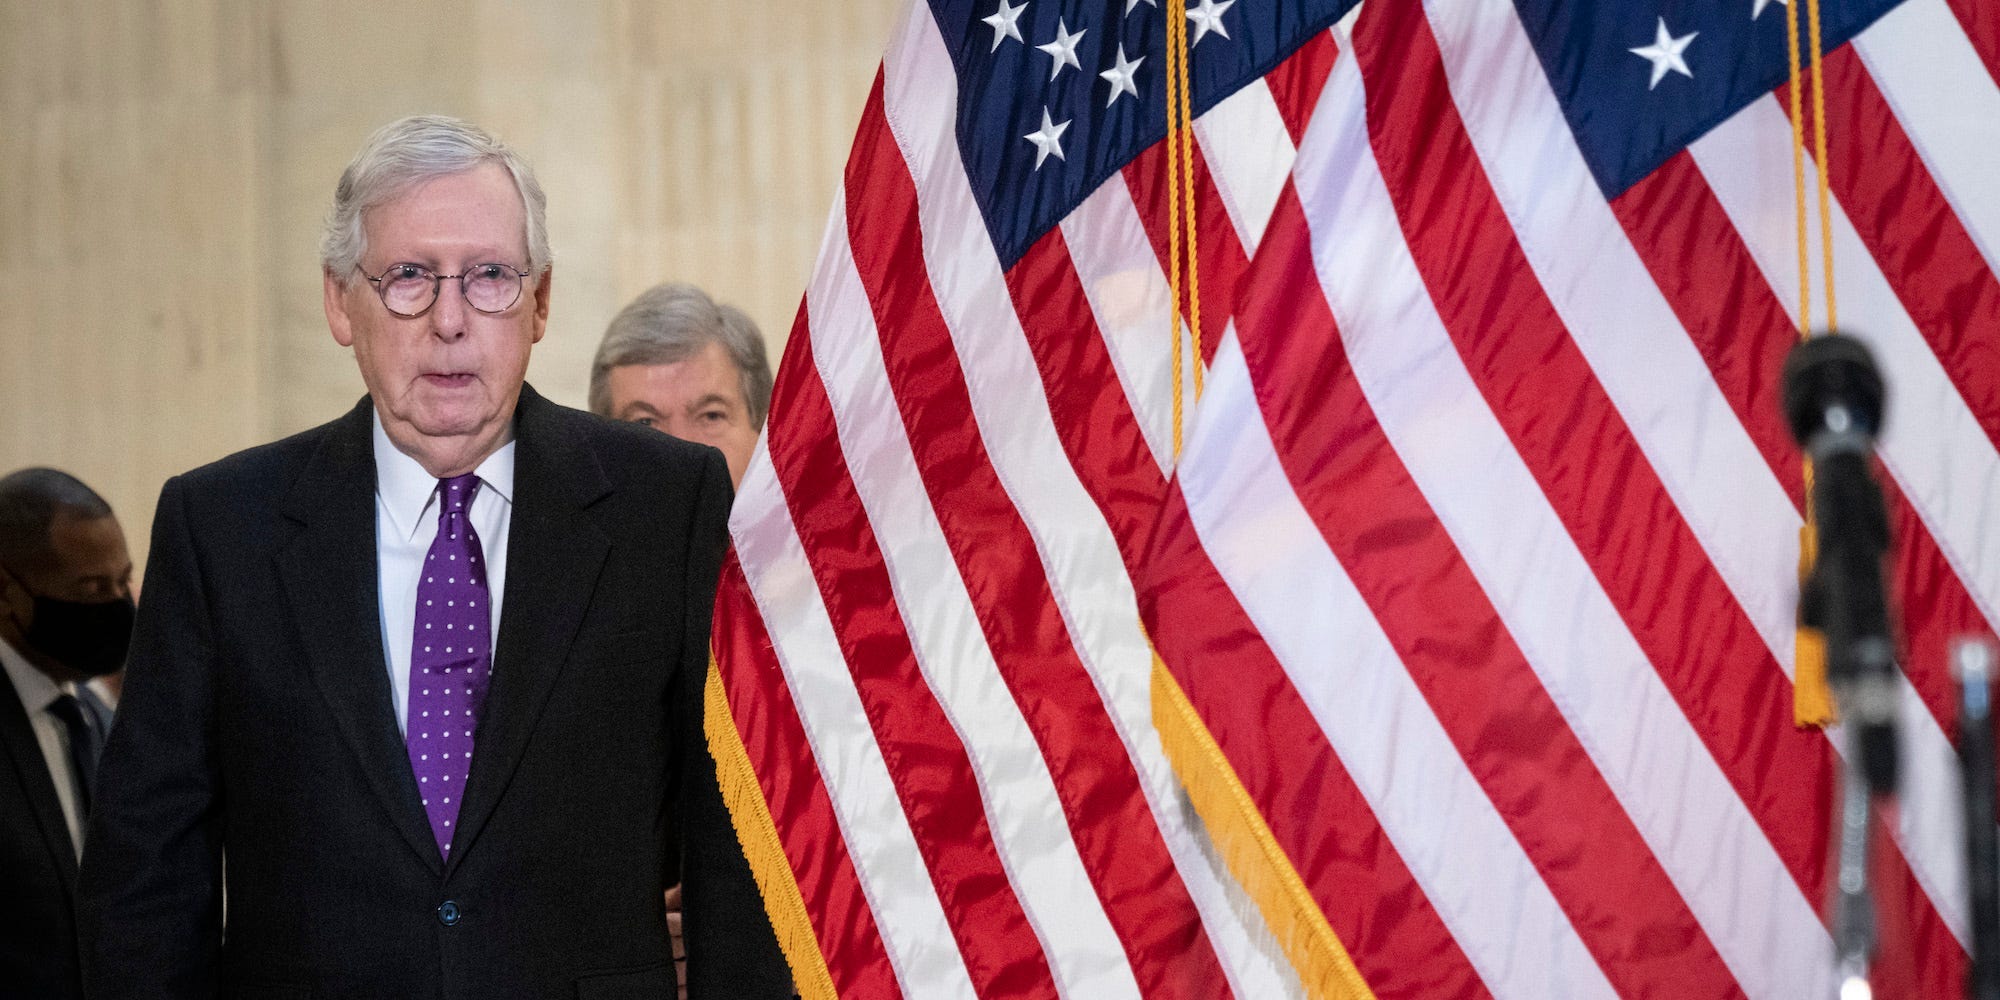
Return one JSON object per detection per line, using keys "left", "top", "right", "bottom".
{"left": 1782, "top": 332, "right": 1897, "bottom": 796}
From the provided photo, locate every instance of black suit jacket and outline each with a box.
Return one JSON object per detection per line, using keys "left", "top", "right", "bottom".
{"left": 78, "top": 387, "right": 787, "bottom": 1000}
{"left": 1, "top": 670, "right": 108, "bottom": 1000}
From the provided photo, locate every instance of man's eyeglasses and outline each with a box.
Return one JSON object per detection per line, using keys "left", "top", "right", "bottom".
{"left": 361, "top": 262, "right": 532, "bottom": 318}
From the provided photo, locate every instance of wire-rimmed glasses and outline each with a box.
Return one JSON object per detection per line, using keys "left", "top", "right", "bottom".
{"left": 361, "top": 262, "right": 532, "bottom": 318}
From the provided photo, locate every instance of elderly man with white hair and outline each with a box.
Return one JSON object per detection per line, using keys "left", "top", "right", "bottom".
{"left": 77, "top": 115, "right": 790, "bottom": 1000}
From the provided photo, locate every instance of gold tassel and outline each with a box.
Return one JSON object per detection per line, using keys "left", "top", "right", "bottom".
{"left": 1794, "top": 523, "right": 1836, "bottom": 727}
{"left": 704, "top": 658, "right": 840, "bottom": 1000}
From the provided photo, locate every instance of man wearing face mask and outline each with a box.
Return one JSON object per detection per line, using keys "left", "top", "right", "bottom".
{"left": 0, "top": 467, "right": 133, "bottom": 1000}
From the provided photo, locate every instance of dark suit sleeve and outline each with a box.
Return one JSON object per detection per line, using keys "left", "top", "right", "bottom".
{"left": 675, "top": 449, "right": 793, "bottom": 999}
{"left": 78, "top": 475, "right": 224, "bottom": 999}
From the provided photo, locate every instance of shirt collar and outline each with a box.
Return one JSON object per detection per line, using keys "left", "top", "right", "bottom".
{"left": 0, "top": 636, "right": 64, "bottom": 715}
{"left": 372, "top": 412, "right": 518, "bottom": 543}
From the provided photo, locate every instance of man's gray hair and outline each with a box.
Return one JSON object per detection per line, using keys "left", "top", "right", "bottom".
{"left": 589, "top": 283, "right": 774, "bottom": 429}
{"left": 320, "top": 115, "right": 551, "bottom": 281}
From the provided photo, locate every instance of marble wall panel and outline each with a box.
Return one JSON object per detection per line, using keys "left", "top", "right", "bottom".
{"left": 1, "top": 0, "right": 901, "bottom": 566}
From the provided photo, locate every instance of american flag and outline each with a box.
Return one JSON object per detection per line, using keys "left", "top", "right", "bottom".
{"left": 706, "top": 0, "right": 2000, "bottom": 996}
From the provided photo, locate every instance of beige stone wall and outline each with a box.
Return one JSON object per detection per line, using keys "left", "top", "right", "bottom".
{"left": 0, "top": 0, "right": 902, "bottom": 566}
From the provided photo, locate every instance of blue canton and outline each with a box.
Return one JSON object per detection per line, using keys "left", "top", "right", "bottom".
{"left": 930, "top": 0, "right": 1358, "bottom": 268}
{"left": 1512, "top": 0, "right": 1906, "bottom": 200}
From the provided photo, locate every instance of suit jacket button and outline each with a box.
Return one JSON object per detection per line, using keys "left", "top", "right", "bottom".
{"left": 437, "top": 900, "right": 462, "bottom": 926}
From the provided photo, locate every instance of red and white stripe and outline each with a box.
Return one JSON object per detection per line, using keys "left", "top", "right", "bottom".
{"left": 715, "top": 0, "right": 2000, "bottom": 996}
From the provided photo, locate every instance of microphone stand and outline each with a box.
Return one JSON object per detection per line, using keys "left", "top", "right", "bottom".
{"left": 1806, "top": 435, "right": 1896, "bottom": 1000}
{"left": 1781, "top": 333, "right": 1897, "bottom": 998}
{"left": 1831, "top": 722, "right": 1876, "bottom": 998}
{"left": 1960, "top": 638, "right": 2000, "bottom": 1000}
{"left": 1784, "top": 338, "right": 2000, "bottom": 999}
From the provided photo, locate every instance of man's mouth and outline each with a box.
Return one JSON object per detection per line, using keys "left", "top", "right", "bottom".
{"left": 421, "top": 372, "right": 476, "bottom": 387}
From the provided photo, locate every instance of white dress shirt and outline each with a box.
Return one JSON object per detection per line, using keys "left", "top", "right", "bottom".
{"left": 1, "top": 637, "right": 87, "bottom": 857}
{"left": 373, "top": 415, "right": 513, "bottom": 736}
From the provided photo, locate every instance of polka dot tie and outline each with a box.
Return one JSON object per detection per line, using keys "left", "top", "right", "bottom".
{"left": 405, "top": 473, "right": 492, "bottom": 856}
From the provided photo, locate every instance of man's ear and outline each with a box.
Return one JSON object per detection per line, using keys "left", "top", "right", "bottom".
{"left": 0, "top": 561, "right": 27, "bottom": 623}
{"left": 530, "top": 268, "right": 552, "bottom": 345}
{"left": 325, "top": 269, "right": 357, "bottom": 348}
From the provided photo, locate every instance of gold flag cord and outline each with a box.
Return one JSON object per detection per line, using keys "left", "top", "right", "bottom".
{"left": 1786, "top": 0, "right": 1841, "bottom": 727}
{"left": 1165, "top": 0, "right": 1206, "bottom": 461}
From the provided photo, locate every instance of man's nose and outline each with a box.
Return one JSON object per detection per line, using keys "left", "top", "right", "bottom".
{"left": 662, "top": 415, "right": 698, "bottom": 441}
{"left": 429, "top": 276, "right": 472, "bottom": 339}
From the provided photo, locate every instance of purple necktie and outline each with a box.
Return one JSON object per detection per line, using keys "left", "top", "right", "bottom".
{"left": 406, "top": 473, "right": 493, "bottom": 856}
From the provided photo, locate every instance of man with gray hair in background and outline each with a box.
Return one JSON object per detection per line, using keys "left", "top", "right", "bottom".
{"left": 78, "top": 115, "right": 789, "bottom": 999}
{"left": 591, "top": 283, "right": 773, "bottom": 490}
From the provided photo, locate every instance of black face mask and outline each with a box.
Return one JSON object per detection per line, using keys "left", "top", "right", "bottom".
{"left": 21, "top": 593, "right": 134, "bottom": 677}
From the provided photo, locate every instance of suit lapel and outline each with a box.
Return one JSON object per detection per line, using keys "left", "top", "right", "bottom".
{"left": 276, "top": 399, "right": 443, "bottom": 874}
{"left": 0, "top": 680, "right": 79, "bottom": 884}
{"left": 447, "top": 387, "right": 611, "bottom": 872}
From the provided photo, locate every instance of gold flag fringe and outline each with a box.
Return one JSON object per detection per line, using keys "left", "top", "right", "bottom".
{"left": 1151, "top": 654, "right": 1377, "bottom": 1000}
{"left": 705, "top": 657, "right": 839, "bottom": 1000}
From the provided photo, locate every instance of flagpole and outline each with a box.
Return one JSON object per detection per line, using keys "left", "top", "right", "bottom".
{"left": 1959, "top": 639, "right": 2000, "bottom": 1000}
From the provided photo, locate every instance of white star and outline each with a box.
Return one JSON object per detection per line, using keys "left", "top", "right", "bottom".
{"left": 1188, "top": 0, "right": 1235, "bottom": 46}
{"left": 1752, "top": 0, "right": 1786, "bottom": 19}
{"left": 1023, "top": 107, "right": 1070, "bottom": 170}
{"left": 1125, "top": 0, "right": 1157, "bottom": 13}
{"left": 1100, "top": 44, "right": 1145, "bottom": 107}
{"left": 982, "top": 0, "right": 1028, "bottom": 53}
{"left": 1036, "top": 18, "right": 1087, "bottom": 82}
{"left": 1629, "top": 17, "right": 1697, "bottom": 90}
